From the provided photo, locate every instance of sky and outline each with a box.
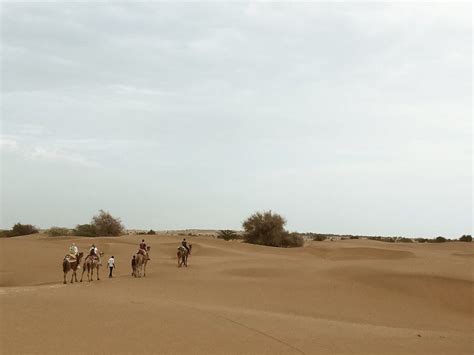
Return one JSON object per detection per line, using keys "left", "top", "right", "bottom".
{"left": 0, "top": 2, "right": 472, "bottom": 238}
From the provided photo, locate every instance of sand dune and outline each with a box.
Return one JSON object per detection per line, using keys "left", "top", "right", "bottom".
{"left": 0, "top": 235, "right": 473, "bottom": 354}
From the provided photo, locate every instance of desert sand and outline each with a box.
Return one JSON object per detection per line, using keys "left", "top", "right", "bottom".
{"left": 0, "top": 234, "right": 473, "bottom": 354}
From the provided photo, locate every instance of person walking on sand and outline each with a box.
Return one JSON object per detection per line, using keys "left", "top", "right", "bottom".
{"left": 108, "top": 256, "right": 115, "bottom": 278}
{"left": 131, "top": 255, "right": 137, "bottom": 276}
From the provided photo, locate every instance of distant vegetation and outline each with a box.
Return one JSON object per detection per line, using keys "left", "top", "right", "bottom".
{"left": 48, "top": 227, "right": 71, "bottom": 237}
{"left": 73, "top": 224, "right": 97, "bottom": 237}
{"left": 242, "top": 211, "right": 304, "bottom": 248}
{"left": 1, "top": 223, "right": 39, "bottom": 237}
{"left": 137, "top": 229, "right": 156, "bottom": 235}
{"left": 459, "top": 235, "right": 472, "bottom": 242}
{"left": 217, "top": 230, "right": 240, "bottom": 241}
{"left": 73, "top": 210, "right": 124, "bottom": 237}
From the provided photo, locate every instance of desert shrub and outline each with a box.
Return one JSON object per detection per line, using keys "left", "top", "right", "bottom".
{"left": 48, "top": 227, "right": 71, "bottom": 237}
{"left": 430, "top": 236, "right": 447, "bottom": 243}
{"left": 415, "top": 238, "right": 428, "bottom": 243}
{"left": 242, "top": 210, "right": 303, "bottom": 248}
{"left": 459, "top": 235, "right": 472, "bottom": 242}
{"left": 0, "top": 230, "right": 11, "bottom": 238}
{"left": 217, "top": 230, "right": 239, "bottom": 241}
{"left": 91, "top": 210, "right": 124, "bottom": 236}
{"left": 281, "top": 232, "right": 304, "bottom": 247}
{"left": 313, "top": 235, "right": 327, "bottom": 241}
{"left": 9, "top": 223, "right": 39, "bottom": 237}
{"left": 398, "top": 237, "right": 413, "bottom": 243}
{"left": 147, "top": 229, "right": 156, "bottom": 235}
{"left": 73, "top": 224, "right": 97, "bottom": 237}
{"left": 349, "top": 236, "right": 359, "bottom": 240}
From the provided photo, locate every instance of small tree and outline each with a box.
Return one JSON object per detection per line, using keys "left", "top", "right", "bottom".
{"left": 459, "top": 235, "right": 472, "bottom": 242}
{"left": 242, "top": 210, "right": 303, "bottom": 248}
{"left": 91, "top": 210, "right": 124, "bottom": 236}
{"left": 147, "top": 229, "right": 156, "bottom": 235}
{"left": 10, "top": 223, "right": 39, "bottom": 237}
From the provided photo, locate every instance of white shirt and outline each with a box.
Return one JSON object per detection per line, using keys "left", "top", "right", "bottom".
{"left": 108, "top": 257, "right": 115, "bottom": 268}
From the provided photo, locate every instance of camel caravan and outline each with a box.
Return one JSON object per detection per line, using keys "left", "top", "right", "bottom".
{"left": 62, "top": 238, "right": 192, "bottom": 284}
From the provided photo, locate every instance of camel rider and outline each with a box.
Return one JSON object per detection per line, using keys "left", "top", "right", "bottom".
{"left": 88, "top": 244, "right": 102, "bottom": 265}
{"left": 181, "top": 238, "right": 190, "bottom": 254}
{"left": 139, "top": 239, "right": 150, "bottom": 260}
{"left": 69, "top": 243, "right": 78, "bottom": 259}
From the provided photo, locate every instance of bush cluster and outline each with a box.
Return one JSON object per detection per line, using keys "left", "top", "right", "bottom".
{"left": 48, "top": 227, "right": 71, "bottom": 237}
{"left": 242, "top": 211, "right": 303, "bottom": 248}
{"left": 313, "top": 235, "right": 327, "bottom": 241}
{"left": 2, "top": 223, "right": 39, "bottom": 237}
{"left": 217, "top": 230, "right": 239, "bottom": 241}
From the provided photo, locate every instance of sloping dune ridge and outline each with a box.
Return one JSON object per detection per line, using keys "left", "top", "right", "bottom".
{"left": 0, "top": 234, "right": 473, "bottom": 354}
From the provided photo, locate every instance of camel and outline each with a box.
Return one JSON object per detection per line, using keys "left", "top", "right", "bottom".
{"left": 177, "top": 244, "right": 192, "bottom": 268}
{"left": 134, "top": 246, "right": 151, "bottom": 278}
{"left": 80, "top": 252, "right": 104, "bottom": 282}
{"left": 63, "top": 252, "right": 84, "bottom": 284}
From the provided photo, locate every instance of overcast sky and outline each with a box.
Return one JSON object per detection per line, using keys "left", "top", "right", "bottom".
{"left": 0, "top": 2, "right": 472, "bottom": 237}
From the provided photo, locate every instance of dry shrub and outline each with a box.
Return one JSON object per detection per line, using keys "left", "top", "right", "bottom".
{"left": 8, "top": 223, "right": 39, "bottom": 237}
{"left": 242, "top": 211, "right": 303, "bottom": 248}
{"left": 73, "top": 224, "right": 97, "bottom": 237}
{"left": 48, "top": 227, "right": 71, "bottom": 237}
{"left": 217, "top": 230, "right": 239, "bottom": 241}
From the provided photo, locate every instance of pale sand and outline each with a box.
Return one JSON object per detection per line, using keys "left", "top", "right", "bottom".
{"left": 0, "top": 234, "right": 473, "bottom": 354}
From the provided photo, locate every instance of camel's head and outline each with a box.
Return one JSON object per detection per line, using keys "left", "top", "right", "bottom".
{"left": 146, "top": 246, "right": 151, "bottom": 251}
{"left": 77, "top": 252, "right": 84, "bottom": 261}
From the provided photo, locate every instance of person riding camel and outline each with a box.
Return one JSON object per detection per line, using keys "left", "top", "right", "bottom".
{"left": 138, "top": 239, "right": 150, "bottom": 260}
{"left": 181, "top": 238, "right": 190, "bottom": 254}
{"left": 66, "top": 243, "right": 80, "bottom": 268}
{"left": 87, "top": 244, "right": 102, "bottom": 265}
{"left": 68, "top": 243, "right": 78, "bottom": 259}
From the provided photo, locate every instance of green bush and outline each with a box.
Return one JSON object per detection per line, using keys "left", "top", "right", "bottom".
{"left": 398, "top": 237, "right": 413, "bottom": 243}
{"left": 313, "top": 235, "right": 327, "bottom": 241}
{"left": 147, "top": 229, "right": 156, "bottom": 235}
{"left": 242, "top": 210, "right": 303, "bottom": 248}
{"left": 217, "top": 230, "right": 239, "bottom": 241}
{"left": 73, "top": 224, "right": 97, "bottom": 237}
{"left": 415, "top": 238, "right": 428, "bottom": 243}
{"left": 48, "top": 227, "right": 71, "bottom": 237}
{"left": 9, "top": 223, "right": 39, "bottom": 237}
{"left": 459, "top": 235, "right": 472, "bottom": 242}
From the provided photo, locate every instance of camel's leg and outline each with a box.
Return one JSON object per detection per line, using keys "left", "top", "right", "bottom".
{"left": 74, "top": 269, "right": 79, "bottom": 282}
{"left": 70, "top": 271, "right": 74, "bottom": 283}
{"left": 64, "top": 272, "right": 67, "bottom": 284}
{"left": 80, "top": 267, "right": 85, "bottom": 282}
{"left": 97, "top": 266, "right": 100, "bottom": 281}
